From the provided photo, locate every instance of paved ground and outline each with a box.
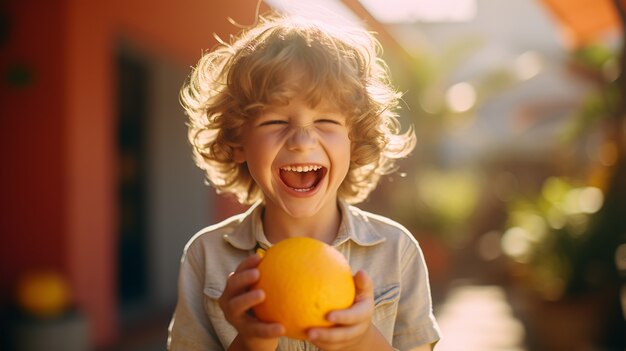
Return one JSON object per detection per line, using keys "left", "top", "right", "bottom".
{"left": 434, "top": 284, "right": 527, "bottom": 351}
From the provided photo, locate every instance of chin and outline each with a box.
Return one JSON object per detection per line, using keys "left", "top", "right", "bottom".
{"left": 281, "top": 201, "right": 323, "bottom": 219}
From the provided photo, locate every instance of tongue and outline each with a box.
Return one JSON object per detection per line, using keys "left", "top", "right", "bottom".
{"left": 280, "top": 170, "right": 318, "bottom": 189}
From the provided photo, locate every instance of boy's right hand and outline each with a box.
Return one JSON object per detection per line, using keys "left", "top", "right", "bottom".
{"left": 219, "top": 254, "right": 285, "bottom": 351}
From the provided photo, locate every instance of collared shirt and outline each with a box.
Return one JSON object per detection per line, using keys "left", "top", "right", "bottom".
{"left": 168, "top": 201, "right": 441, "bottom": 351}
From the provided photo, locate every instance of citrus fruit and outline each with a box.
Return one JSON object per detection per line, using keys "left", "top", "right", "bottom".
{"left": 16, "top": 270, "right": 71, "bottom": 318}
{"left": 252, "top": 237, "right": 355, "bottom": 340}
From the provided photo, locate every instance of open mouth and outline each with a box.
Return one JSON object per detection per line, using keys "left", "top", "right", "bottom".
{"left": 279, "top": 165, "right": 326, "bottom": 192}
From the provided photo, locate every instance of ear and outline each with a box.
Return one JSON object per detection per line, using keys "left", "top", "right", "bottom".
{"left": 232, "top": 145, "right": 246, "bottom": 164}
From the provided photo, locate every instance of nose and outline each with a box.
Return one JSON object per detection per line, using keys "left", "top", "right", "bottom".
{"left": 286, "top": 124, "right": 317, "bottom": 151}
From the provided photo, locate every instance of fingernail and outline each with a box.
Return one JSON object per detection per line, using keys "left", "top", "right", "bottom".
{"left": 270, "top": 325, "right": 279, "bottom": 334}
{"left": 308, "top": 330, "right": 317, "bottom": 340}
{"left": 255, "top": 289, "right": 265, "bottom": 299}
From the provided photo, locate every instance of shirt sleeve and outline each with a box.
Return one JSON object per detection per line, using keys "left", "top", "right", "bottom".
{"left": 168, "top": 243, "right": 224, "bottom": 351}
{"left": 392, "top": 239, "right": 441, "bottom": 350}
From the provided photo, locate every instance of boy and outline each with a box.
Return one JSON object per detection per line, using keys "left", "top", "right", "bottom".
{"left": 168, "top": 14, "right": 441, "bottom": 351}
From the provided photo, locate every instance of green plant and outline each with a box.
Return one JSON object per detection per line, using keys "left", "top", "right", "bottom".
{"left": 502, "top": 177, "right": 605, "bottom": 300}
{"left": 502, "top": 39, "right": 626, "bottom": 300}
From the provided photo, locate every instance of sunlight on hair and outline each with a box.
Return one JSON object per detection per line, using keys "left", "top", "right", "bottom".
{"left": 445, "top": 82, "right": 476, "bottom": 113}
{"left": 184, "top": 13, "right": 414, "bottom": 204}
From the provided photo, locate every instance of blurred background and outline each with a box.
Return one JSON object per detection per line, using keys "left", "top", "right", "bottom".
{"left": 1, "top": 0, "right": 625, "bottom": 350}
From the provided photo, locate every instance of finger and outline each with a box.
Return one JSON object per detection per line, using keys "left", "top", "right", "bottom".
{"left": 224, "top": 268, "right": 260, "bottom": 296}
{"left": 219, "top": 269, "right": 261, "bottom": 315}
{"left": 325, "top": 271, "right": 374, "bottom": 325}
{"left": 243, "top": 320, "right": 285, "bottom": 338}
{"left": 221, "top": 255, "right": 262, "bottom": 300}
{"left": 234, "top": 253, "right": 262, "bottom": 273}
{"left": 326, "top": 297, "right": 372, "bottom": 325}
{"left": 227, "top": 289, "right": 265, "bottom": 317}
{"left": 308, "top": 323, "right": 363, "bottom": 344}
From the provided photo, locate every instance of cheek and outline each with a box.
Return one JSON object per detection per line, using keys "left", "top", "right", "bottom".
{"left": 333, "top": 137, "right": 352, "bottom": 173}
{"left": 246, "top": 142, "right": 278, "bottom": 177}
{"left": 338, "top": 135, "right": 352, "bottom": 157}
{"left": 324, "top": 130, "right": 350, "bottom": 145}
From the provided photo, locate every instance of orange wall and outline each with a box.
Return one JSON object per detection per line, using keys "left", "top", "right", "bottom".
{"left": 65, "top": 0, "right": 117, "bottom": 345}
{"left": 66, "top": 0, "right": 269, "bottom": 346}
{"left": 114, "top": 0, "right": 267, "bottom": 66}
{"left": 1, "top": 0, "right": 268, "bottom": 348}
{"left": 0, "top": 0, "right": 67, "bottom": 303}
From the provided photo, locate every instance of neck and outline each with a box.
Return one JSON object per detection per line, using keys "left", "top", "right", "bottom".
{"left": 262, "top": 200, "right": 342, "bottom": 245}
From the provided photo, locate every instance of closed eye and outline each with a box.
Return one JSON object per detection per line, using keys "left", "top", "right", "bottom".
{"left": 316, "top": 119, "right": 343, "bottom": 126}
{"left": 259, "top": 120, "right": 288, "bottom": 126}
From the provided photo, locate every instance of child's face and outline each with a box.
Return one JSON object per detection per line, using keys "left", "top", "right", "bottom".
{"left": 233, "top": 95, "right": 351, "bottom": 218}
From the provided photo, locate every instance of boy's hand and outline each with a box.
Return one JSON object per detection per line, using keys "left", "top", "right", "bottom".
{"left": 219, "top": 254, "right": 285, "bottom": 351}
{"left": 307, "top": 271, "right": 393, "bottom": 351}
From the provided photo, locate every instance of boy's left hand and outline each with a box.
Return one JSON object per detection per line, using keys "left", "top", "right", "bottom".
{"left": 307, "top": 270, "right": 384, "bottom": 351}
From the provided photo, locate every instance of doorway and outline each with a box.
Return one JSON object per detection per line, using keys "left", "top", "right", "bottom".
{"left": 116, "top": 47, "right": 149, "bottom": 306}
{"left": 115, "top": 42, "right": 214, "bottom": 328}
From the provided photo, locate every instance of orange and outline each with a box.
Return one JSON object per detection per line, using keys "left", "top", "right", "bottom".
{"left": 16, "top": 270, "right": 71, "bottom": 318}
{"left": 252, "top": 237, "right": 355, "bottom": 340}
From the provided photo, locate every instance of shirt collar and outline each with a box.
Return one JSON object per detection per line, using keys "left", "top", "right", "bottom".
{"left": 333, "top": 201, "right": 386, "bottom": 247}
{"left": 223, "top": 200, "right": 386, "bottom": 251}
{"left": 222, "top": 202, "right": 264, "bottom": 251}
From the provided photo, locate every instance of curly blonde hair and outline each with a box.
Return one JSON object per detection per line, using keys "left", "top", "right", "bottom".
{"left": 182, "top": 14, "right": 415, "bottom": 205}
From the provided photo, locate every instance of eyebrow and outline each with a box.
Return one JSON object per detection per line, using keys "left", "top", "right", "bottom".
{"left": 262, "top": 103, "right": 344, "bottom": 115}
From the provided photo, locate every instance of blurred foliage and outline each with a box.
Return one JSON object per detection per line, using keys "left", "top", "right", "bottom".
{"left": 382, "top": 28, "right": 624, "bottom": 303}
{"left": 503, "top": 177, "right": 605, "bottom": 300}
{"left": 572, "top": 44, "right": 616, "bottom": 70}
{"left": 561, "top": 44, "right": 620, "bottom": 142}
{"left": 391, "top": 36, "right": 519, "bottom": 127}
{"left": 412, "top": 169, "right": 482, "bottom": 245}
{"left": 388, "top": 36, "right": 624, "bottom": 300}
{"left": 503, "top": 41, "right": 625, "bottom": 300}
{"left": 382, "top": 35, "right": 522, "bottom": 246}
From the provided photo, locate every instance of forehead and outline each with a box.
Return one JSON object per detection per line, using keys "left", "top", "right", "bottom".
{"left": 263, "top": 95, "right": 345, "bottom": 116}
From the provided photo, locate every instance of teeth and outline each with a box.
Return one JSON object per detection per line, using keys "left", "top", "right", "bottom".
{"left": 280, "top": 165, "right": 322, "bottom": 172}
